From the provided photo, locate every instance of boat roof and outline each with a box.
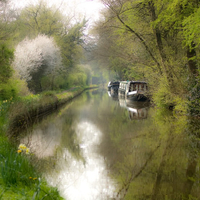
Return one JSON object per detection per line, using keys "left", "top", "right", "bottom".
{"left": 108, "top": 81, "right": 120, "bottom": 85}
{"left": 120, "top": 81, "right": 147, "bottom": 84}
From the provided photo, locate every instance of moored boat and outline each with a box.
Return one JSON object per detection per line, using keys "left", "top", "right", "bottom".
{"left": 118, "top": 81, "right": 148, "bottom": 101}
{"left": 107, "top": 81, "right": 120, "bottom": 95}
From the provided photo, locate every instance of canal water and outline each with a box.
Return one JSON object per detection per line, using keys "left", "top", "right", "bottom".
{"left": 19, "top": 89, "right": 200, "bottom": 200}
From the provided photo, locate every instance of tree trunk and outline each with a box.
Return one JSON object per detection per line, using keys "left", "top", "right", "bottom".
{"left": 148, "top": 1, "right": 172, "bottom": 81}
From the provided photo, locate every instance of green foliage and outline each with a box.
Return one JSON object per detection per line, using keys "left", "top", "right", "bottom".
{"left": 14, "top": 2, "right": 87, "bottom": 93}
{"left": 18, "top": 2, "right": 63, "bottom": 39}
{"left": 1, "top": 149, "right": 36, "bottom": 186}
{"left": 182, "top": 7, "right": 200, "bottom": 48}
{"left": 55, "top": 19, "right": 87, "bottom": 69}
{"left": 40, "top": 90, "right": 57, "bottom": 97}
{"left": 187, "top": 77, "right": 200, "bottom": 116}
{"left": 152, "top": 77, "right": 174, "bottom": 108}
{"left": 0, "top": 44, "right": 17, "bottom": 100}
{"left": 0, "top": 80, "right": 18, "bottom": 101}
{"left": 152, "top": 75, "right": 188, "bottom": 115}
{"left": 0, "top": 99, "right": 11, "bottom": 133}
{"left": 54, "top": 75, "right": 70, "bottom": 90}
{"left": 0, "top": 44, "right": 13, "bottom": 84}
{"left": 93, "top": 0, "right": 200, "bottom": 113}
{"left": 68, "top": 72, "right": 87, "bottom": 87}
{"left": 0, "top": 135, "right": 63, "bottom": 199}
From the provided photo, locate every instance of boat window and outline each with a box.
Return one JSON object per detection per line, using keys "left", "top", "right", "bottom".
{"left": 130, "top": 83, "right": 134, "bottom": 91}
{"left": 144, "top": 84, "right": 146, "bottom": 91}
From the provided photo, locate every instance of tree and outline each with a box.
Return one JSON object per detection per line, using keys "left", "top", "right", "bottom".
{"left": 17, "top": 1, "right": 87, "bottom": 73}
{"left": 0, "top": 0, "right": 18, "bottom": 42}
{"left": 91, "top": 0, "right": 200, "bottom": 110}
{"left": 13, "top": 35, "right": 62, "bottom": 93}
{"left": 17, "top": 1, "right": 64, "bottom": 39}
{"left": 55, "top": 19, "right": 87, "bottom": 69}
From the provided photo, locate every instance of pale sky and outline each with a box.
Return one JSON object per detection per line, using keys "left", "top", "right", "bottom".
{"left": 13, "top": 0, "right": 104, "bottom": 23}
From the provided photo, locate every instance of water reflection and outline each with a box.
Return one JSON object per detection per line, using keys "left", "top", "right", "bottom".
{"left": 18, "top": 90, "right": 200, "bottom": 200}
{"left": 20, "top": 91, "right": 118, "bottom": 200}
{"left": 21, "top": 122, "right": 62, "bottom": 158}
{"left": 107, "top": 91, "right": 118, "bottom": 101}
{"left": 46, "top": 121, "right": 116, "bottom": 200}
{"left": 119, "top": 97, "right": 149, "bottom": 120}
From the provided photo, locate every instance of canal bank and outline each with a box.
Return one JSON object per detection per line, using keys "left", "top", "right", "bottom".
{"left": 8, "top": 86, "right": 98, "bottom": 137}
{"left": 0, "top": 86, "right": 98, "bottom": 200}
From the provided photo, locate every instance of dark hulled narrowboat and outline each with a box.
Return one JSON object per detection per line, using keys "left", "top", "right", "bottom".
{"left": 107, "top": 81, "right": 120, "bottom": 96}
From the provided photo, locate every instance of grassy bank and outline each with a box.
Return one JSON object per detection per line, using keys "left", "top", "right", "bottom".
{"left": 0, "top": 85, "right": 98, "bottom": 200}
{"left": 8, "top": 86, "right": 98, "bottom": 136}
{"left": 0, "top": 99, "right": 64, "bottom": 199}
{"left": 0, "top": 135, "right": 63, "bottom": 199}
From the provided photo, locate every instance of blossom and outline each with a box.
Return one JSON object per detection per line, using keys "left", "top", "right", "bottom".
{"left": 17, "top": 149, "right": 22, "bottom": 153}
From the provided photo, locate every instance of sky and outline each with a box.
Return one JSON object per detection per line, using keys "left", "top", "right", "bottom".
{"left": 13, "top": 0, "right": 104, "bottom": 23}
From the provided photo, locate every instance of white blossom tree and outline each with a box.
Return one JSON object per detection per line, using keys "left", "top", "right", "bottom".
{"left": 13, "top": 35, "right": 62, "bottom": 92}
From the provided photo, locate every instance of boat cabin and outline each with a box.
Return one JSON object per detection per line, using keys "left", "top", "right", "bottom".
{"left": 118, "top": 81, "right": 148, "bottom": 101}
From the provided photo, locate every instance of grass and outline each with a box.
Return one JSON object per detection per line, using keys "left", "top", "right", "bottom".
{"left": 0, "top": 85, "right": 98, "bottom": 199}
{"left": 0, "top": 92, "right": 65, "bottom": 199}
{"left": 0, "top": 134, "right": 64, "bottom": 199}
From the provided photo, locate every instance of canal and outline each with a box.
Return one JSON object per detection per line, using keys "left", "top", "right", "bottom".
{"left": 18, "top": 89, "right": 200, "bottom": 200}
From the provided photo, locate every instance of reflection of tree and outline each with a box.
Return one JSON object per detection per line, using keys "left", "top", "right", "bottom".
{"left": 59, "top": 99, "right": 87, "bottom": 162}
{"left": 117, "top": 144, "right": 160, "bottom": 199}
{"left": 182, "top": 118, "right": 200, "bottom": 199}
{"left": 55, "top": 92, "right": 200, "bottom": 200}
{"left": 95, "top": 96, "right": 200, "bottom": 200}
{"left": 151, "top": 133, "right": 174, "bottom": 200}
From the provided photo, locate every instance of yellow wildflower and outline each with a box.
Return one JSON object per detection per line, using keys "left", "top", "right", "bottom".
{"left": 19, "top": 144, "right": 26, "bottom": 150}
{"left": 29, "top": 177, "right": 32, "bottom": 179}
{"left": 33, "top": 178, "right": 37, "bottom": 180}
{"left": 25, "top": 148, "right": 30, "bottom": 154}
{"left": 17, "top": 150, "right": 22, "bottom": 153}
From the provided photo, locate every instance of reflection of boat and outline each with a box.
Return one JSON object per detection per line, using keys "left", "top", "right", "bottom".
{"left": 118, "top": 81, "right": 148, "bottom": 101}
{"left": 107, "top": 81, "right": 120, "bottom": 96}
{"left": 119, "top": 97, "right": 149, "bottom": 120}
{"left": 107, "top": 91, "right": 118, "bottom": 101}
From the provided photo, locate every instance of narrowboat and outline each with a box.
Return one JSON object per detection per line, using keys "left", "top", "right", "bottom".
{"left": 118, "top": 81, "right": 148, "bottom": 101}
{"left": 107, "top": 81, "right": 120, "bottom": 96}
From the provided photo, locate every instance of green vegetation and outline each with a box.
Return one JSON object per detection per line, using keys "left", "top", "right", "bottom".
{"left": 91, "top": 94, "right": 200, "bottom": 200}
{"left": 0, "top": 86, "right": 97, "bottom": 199}
{"left": 92, "top": 0, "right": 200, "bottom": 115}
{"left": 0, "top": 137, "right": 63, "bottom": 199}
{"left": 0, "top": 0, "right": 200, "bottom": 198}
{"left": 0, "top": 97, "right": 64, "bottom": 199}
